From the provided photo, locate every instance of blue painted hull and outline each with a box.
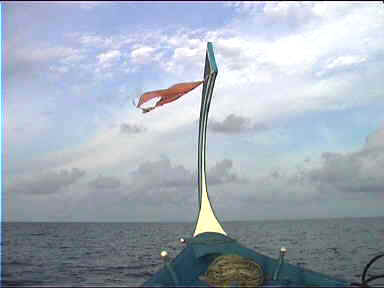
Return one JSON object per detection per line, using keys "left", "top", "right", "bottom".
{"left": 143, "top": 232, "right": 350, "bottom": 287}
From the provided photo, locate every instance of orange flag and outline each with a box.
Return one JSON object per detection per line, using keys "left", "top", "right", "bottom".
{"left": 136, "top": 81, "right": 203, "bottom": 113}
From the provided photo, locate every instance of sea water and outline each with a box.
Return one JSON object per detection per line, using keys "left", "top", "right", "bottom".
{"left": 2, "top": 217, "right": 383, "bottom": 286}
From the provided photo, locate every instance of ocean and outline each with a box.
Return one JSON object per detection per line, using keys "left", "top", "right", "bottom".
{"left": 2, "top": 217, "right": 383, "bottom": 286}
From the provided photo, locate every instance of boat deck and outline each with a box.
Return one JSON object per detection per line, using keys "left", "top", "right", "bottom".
{"left": 143, "top": 232, "right": 350, "bottom": 287}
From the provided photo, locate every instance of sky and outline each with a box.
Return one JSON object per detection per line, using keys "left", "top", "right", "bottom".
{"left": 3, "top": 1, "right": 384, "bottom": 222}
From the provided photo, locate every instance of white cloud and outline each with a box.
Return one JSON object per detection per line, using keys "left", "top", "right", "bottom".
{"left": 326, "top": 55, "right": 367, "bottom": 70}
{"left": 7, "top": 2, "right": 384, "bottom": 221}
{"left": 80, "top": 34, "right": 105, "bottom": 46}
{"left": 62, "top": 53, "right": 85, "bottom": 65}
{"left": 49, "top": 65, "right": 69, "bottom": 74}
{"left": 78, "top": 2, "right": 105, "bottom": 10}
{"left": 6, "top": 43, "right": 85, "bottom": 81}
{"left": 76, "top": 33, "right": 134, "bottom": 50}
{"left": 8, "top": 168, "right": 86, "bottom": 195}
{"left": 228, "top": 2, "right": 358, "bottom": 23}
{"left": 223, "top": 1, "right": 258, "bottom": 13}
{"left": 88, "top": 175, "right": 121, "bottom": 190}
{"left": 173, "top": 47, "right": 200, "bottom": 58}
{"left": 12, "top": 4, "right": 384, "bottom": 136}
{"left": 7, "top": 98, "right": 55, "bottom": 152}
{"left": 310, "top": 2, "right": 358, "bottom": 19}
{"left": 210, "top": 114, "right": 269, "bottom": 134}
{"left": 130, "top": 46, "right": 156, "bottom": 64}
{"left": 53, "top": 2, "right": 383, "bottom": 170}
{"left": 47, "top": 1, "right": 108, "bottom": 9}
{"left": 14, "top": 46, "right": 80, "bottom": 63}
{"left": 263, "top": 2, "right": 313, "bottom": 19}
{"left": 97, "top": 50, "right": 121, "bottom": 68}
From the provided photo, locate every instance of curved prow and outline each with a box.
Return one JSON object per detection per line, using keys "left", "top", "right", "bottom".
{"left": 193, "top": 43, "right": 226, "bottom": 237}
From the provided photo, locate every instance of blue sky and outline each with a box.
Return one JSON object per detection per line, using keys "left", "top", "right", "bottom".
{"left": 4, "top": 2, "right": 384, "bottom": 222}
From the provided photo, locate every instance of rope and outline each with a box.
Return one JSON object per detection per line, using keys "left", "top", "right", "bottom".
{"left": 351, "top": 253, "right": 384, "bottom": 287}
{"left": 199, "top": 255, "right": 264, "bottom": 287}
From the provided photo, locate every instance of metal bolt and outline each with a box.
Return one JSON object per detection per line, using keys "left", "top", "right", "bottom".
{"left": 273, "top": 247, "right": 287, "bottom": 280}
{"left": 160, "top": 250, "right": 168, "bottom": 260}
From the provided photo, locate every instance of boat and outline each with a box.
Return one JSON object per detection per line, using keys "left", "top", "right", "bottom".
{"left": 142, "top": 42, "right": 384, "bottom": 287}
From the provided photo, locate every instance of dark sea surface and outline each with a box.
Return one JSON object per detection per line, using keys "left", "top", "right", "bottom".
{"left": 2, "top": 217, "right": 384, "bottom": 287}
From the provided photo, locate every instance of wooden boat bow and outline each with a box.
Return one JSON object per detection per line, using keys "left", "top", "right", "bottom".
{"left": 142, "top": 42, "right": 353, "bottom": 288}
{"left": 193, "top": 42, "right": 226, "bottom": 237}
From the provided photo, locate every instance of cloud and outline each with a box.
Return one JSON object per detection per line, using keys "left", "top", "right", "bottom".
{"left": 127, "top": 157, "right": 245, "bottom": 204}
{"left": 97, "top": 50, "right": 121, "bottom": 68}
{"left": 326, "top": 55, "right": 367, "bottom": 70}
{"left": 302, "top": 125, "right": 384, "bottom": 195}
{"left": 55, "top": 2, "right": 381, "bottom": 122}
{"left": 125, "top": 158, "right": 193, "bottom": 205}
{"left": 220, "top": 125, "right": 384, "bottom": 206}
{"left": 78, "top": 34, "right": 114, "bottom": 49}
{"left": 18, "top": 47, "right": 79, "bottom": 63}
{"left": 6, "top": 3, "right": 384, "bottom": 222}
{"left": 227, "top": 2, "right": 357, "bottom": 33}
{"left": 9, "top": 168, "right": 86, "bottom": 195}
{"left": 78, "top": 2, "right": 104, "bottom": 10}
{"left": 88, "top": 175, "right": 121, "bottom": 190}
{"left": 263, "top": 2, "right": 313, "bottom": 19}
{"left": 120, "top": 123, "right": 146, "bottom": 134}
{"left": 130, "top": 46, "right": 156, "bottom": 64}
{"left": 308, "top": 152, "right": 384, "bottom": 195}
{"left": 208, "top": 159, "right": 246, "bottom": 185}
{"left": 47, "top": 1, "right": 108, "bottom": 10}
{"left": 49, "top": 65, "right": 69, "bottom": 74}
{"left": 6, "top": 45, "right": 83, "bottom": 79}
{"left": 79, "top": 34, "right": 107, "bottom": 46}
{"left": 315, "top": 55, "right": 369, "bottom": 77}
{"left": 209, "top": 114, "right": 268, "bottom": 134}
{"left": 221, "top": 2, "right": 381, "bottom": 78}
{"left": 366, "top": 124, "right": 384, "bottom": 150}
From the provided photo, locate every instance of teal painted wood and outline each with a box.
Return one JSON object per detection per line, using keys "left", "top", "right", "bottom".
{"left": 143, "top": 232, "right": 350, "bottom": 287}
{"left": 207, "top": 42, "right": 218, "bottom": 75}
{"left": 196, "top": 42, "right": 217, "bottom": 209}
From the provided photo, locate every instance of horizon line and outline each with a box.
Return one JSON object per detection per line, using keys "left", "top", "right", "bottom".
{"left": 3, "top": 215, "right": 383, "bottom": 224}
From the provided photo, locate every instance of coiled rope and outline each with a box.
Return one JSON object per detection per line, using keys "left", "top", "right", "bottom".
{"left": 199, "top": 254, "right": 264, "bottom": 287}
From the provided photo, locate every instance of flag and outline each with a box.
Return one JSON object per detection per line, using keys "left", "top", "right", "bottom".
{"left": 136, "top": 80, "right": 203, "bottom": 113}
